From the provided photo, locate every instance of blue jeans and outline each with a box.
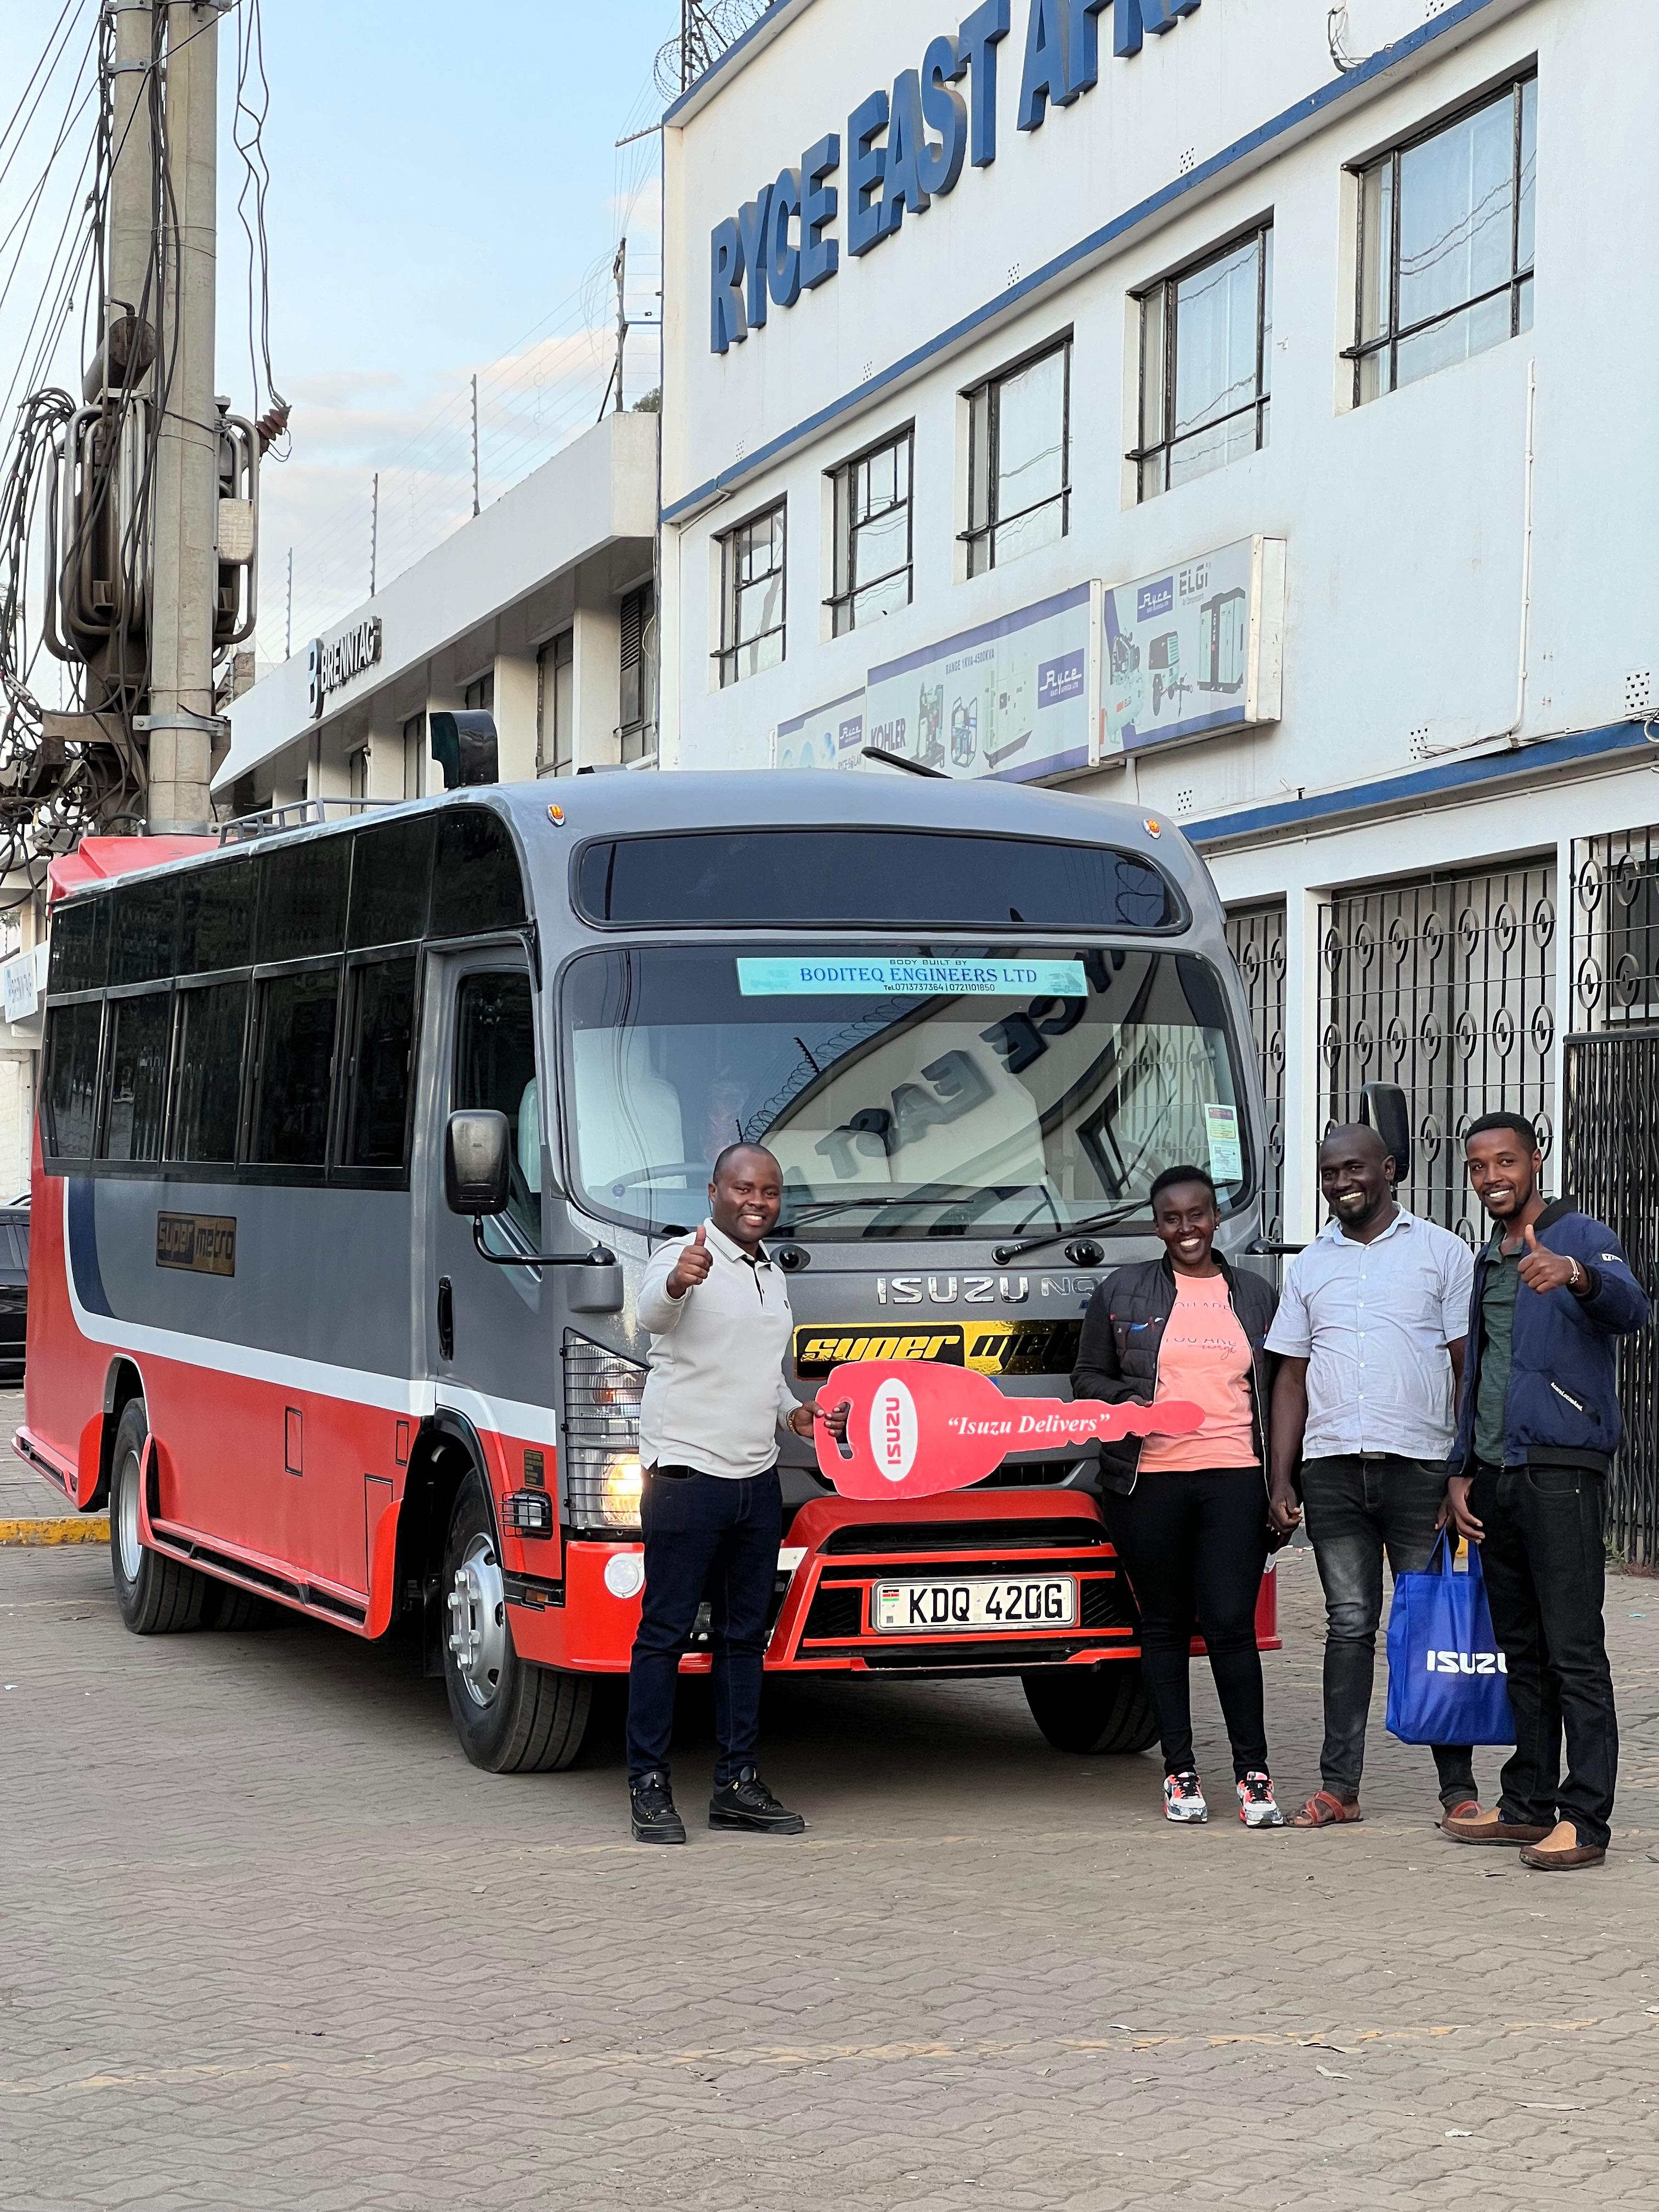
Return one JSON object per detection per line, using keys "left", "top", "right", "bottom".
{"left": 625, "top": 1463, "right": 782, "bottom": 1787}
{"left": 1301, "top": 1454, "right": 1477, "bottom": 1807}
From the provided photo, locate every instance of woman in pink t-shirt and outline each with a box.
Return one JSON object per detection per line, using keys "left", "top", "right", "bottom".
{"left": 1071, "top": 1166, "right": 1283, "bottom": 1827}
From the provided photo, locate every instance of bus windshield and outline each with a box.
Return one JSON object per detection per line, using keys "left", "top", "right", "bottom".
{"left": 561, "top": 943, "right": 1253, "bottom": 1241}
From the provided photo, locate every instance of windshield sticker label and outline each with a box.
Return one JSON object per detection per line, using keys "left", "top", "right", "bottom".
{"left": 736, "top": 958, "right": 1088, "bottom": 998}
{"left": 1204, "top": 1104, "right": 1243, "bottom": 1184}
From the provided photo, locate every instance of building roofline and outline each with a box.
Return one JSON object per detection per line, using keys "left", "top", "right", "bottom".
{"left": 662, "top": 0, "right": 819, "bottom": 128}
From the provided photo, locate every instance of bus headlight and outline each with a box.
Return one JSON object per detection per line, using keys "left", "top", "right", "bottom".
{"left": 562, "top": 1332, "right": 648, "bottom": 1536}
{"left": 600, "top": 1454, "right": 644, "bottom": 1530}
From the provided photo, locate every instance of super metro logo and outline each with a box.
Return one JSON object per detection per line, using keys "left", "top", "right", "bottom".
{"left": 709, "top": 0, "right": 1206, "bottom": 353}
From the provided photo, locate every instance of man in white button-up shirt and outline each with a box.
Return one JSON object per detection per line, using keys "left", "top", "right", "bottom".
{"left": 1266, "top": 1125, "right": 1481, "bottom": 1832}
{"left": 626, "top": 1143, "right": 845, "bottom": 1846}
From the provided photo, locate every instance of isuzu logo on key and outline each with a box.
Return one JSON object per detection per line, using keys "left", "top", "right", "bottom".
{"left": 868, "top": 1375, "right": 920, "bottom": 1482}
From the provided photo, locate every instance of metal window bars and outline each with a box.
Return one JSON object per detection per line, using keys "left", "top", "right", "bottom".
{"left": 1319, "top": 861, "right": 1556, "bottom": 1244}
{"left": 1224, "top": 901, "right": 1287, "bottom": 1243}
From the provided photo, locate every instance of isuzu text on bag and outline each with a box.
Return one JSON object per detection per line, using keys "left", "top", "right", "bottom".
{"left": 1386, "top": 1536, "right": 1515, "bottom": 1746}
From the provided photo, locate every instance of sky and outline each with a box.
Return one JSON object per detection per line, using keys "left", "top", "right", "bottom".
{"left": 0, "top": 0, "right": 680, "bottom": 664}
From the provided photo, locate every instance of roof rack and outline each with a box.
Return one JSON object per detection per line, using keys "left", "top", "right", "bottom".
{"left": 216, "top": 795, "right": 400, "bottom": 845}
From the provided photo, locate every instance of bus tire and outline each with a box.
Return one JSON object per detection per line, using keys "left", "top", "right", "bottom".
{"left": 1022, "top": 1661, "right": 1159, "bottom": 1755}
{"left": 203, "top": 1580, "right": 281, "bottom": 1632}
{"left": 109, "top": 1402, "right": 208, "bottom": 1635}
{"left": 441, "top": 1470, "right": 592, "bottom": 1774}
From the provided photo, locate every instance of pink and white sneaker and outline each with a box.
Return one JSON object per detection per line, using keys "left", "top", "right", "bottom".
{"left": 1164, "top": 1770, "right": 1207, "bottom": 1824}
{"left": 1237, "top": 1771, "right": 1286, "bottom": 1828}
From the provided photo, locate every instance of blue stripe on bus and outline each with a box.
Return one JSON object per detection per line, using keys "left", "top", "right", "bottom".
{"left": 66, "top": 1178, "right": 114, "bottom": 1319}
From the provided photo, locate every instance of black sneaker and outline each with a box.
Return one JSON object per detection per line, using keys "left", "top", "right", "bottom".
{"left": 709, "top": 1767, "right": 806, "bottom": 1835}
{"left": 630, "top": 1771, "right": 687, "bottom": 1845}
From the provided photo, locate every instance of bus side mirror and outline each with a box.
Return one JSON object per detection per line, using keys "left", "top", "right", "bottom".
{"left": 1360, "top": 1082, "right": 1412, "bottom": 1187}
{"left": 445, "top": 1110, "right": 511, "bottom": 1217}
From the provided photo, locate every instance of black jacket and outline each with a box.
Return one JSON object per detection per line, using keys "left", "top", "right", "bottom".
{"left": 1071, "top": 1254, "right": 1280, "bottom": 1496}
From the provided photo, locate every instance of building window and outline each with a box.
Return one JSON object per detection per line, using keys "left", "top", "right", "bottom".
{"left": 828, "top": 430, "right": 913, "bottom": 635}
{"left": 537, "top": 631, "right": 573, "bottom": 777}
{"left": 716, "top": 503, "right": 786, "bottom": 687}
{"left": 1136, "top": 227, "right": 1272, "bottom": 501}
{"left": 463, "top": 672, "right": 495, "bottom": 714}
{"left": 618, "top": 584, "right": 657, "bottom": 761}
{"left": 963, "top": 341, "right": 1069, "bottom": 578}
{"left": 1349, "top": 74, "right": 1537, "bottom": 406}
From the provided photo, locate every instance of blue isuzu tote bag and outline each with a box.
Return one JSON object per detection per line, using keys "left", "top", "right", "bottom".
{"left": 1385, "top": 1535, "right": 1515, "bottom": 1746}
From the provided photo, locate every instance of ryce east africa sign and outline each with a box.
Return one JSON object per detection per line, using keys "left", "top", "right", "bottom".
{"left": 811, "top": 1357, "right": 1201, "bottom": 1501}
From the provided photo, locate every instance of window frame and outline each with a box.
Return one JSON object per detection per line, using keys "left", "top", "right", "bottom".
{"left": 1345, "top": 71, "right": 1538, "bottom": 407}
{"left": 962, "top": 337, "right": 1071, "bottom": 578}
{"left": 537, "top": 629, "right": 574, "bottom": 778}
{"left": 714, "top": 499, "right": 788, "bottom": 688}
{"left": 826, "top": 425, "right": 915, "bottom": 636}
{"left": 450, "top": 960, "right": 544, "bottom": 1255}
{"left": 96, "top": 979, "right": 177, "bottom": 1171}
{"left": 1131, "top": 222, "right": 1273, "bottom": 502}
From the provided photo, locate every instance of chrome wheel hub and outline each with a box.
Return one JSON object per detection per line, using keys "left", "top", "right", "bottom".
{"left": 447, "top": 1533, "right": 506, "bottom": 1708}
{"left": 116, "top": 1449, "right": 143, "bottom": 1584}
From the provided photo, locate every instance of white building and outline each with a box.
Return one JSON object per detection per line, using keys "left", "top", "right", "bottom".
{"left": 656, "top": 0, "right": 1659, "bottom": 1414}
{"left": 217, "top": 410, "right": 660, "bottom": 811}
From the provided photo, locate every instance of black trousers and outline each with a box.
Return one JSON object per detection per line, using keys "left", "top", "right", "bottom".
{"left": 1102, "top": 1468, "right": 1269, "bottom": 1782}
{"left": 1301, "top": 1454, "right": 1477, "bottom": 1809}
{"left": 625, "top": 1463, "right": 782, "bottom": 1787}
{"left": 1469, "top": 1460, "right": 1618, "bottom": 1851}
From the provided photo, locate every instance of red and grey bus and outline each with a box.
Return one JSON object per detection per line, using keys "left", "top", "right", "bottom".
{"left": 18, "top": 774, "right": 1276, "bottom": 1771}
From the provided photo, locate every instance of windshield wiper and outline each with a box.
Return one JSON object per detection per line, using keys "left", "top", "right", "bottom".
{"left": 991, "top": 1199, "right": 1147, "bottom": 1266}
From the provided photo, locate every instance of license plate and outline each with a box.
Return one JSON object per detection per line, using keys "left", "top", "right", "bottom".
{"left": 872, "top": 1575, "right": 1077, "bottom": 1634}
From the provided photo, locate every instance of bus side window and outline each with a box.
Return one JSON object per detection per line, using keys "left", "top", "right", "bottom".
{"left": 42, "top": 1002, "right": 104, "bottom": 1162}
{"left": 454, "top": 972, "right": 539, "bottom": 1242}
{"left": 341, "top": 955, "right": 421, "bottom": 1171}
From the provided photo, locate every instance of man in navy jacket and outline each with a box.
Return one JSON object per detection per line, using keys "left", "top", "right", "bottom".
{"left": 1443, "top": 1113, "right": 1650, "bottom": 1871}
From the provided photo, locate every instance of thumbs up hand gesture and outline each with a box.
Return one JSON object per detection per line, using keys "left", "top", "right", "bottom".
{"left": 1516, "top": 1218, "right": 1578, "bottom": 1296}
{"left": 667, "top": 1223, "right": 714, "bottom": 1299}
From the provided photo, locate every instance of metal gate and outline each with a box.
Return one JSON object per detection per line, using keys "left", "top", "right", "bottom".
{"left": 1561, "top": 830, "right": 1659, "bottom": 1566}
{"left": 1320, "top": 861, "right": 1556, "bottom": 1240}
{"left": 1224, "top": 902, "right": 1286, "bottom": 1242}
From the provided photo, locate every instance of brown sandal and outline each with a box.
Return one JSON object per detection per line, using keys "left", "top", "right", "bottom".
{"left": 1290, "top": 1790, "right": 1363, "bottom": 1829}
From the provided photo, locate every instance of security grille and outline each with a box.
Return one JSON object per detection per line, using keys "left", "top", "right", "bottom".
{"left": 1319, "top": 861, "right": 1556, "bottom": 1242}
{"left": 1224, "top": 902, "right": 1286, "bottom": 1240}
{"left": 1562, "top": 828, "right": 1659, "bottom": 1566}
{"left": 560, "top": 1330, "right": 646, "bottom": 1536}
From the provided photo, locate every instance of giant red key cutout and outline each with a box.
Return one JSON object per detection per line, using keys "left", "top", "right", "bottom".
{"left": 812, "top": 1361, "right": 1205, "bottom": 1502}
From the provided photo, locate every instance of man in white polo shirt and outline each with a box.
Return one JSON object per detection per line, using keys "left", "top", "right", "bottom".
{"left": 1267, "top": 1124, "right": 1481, "bottom": 1831}
{"left": 626, "top": 1142, "right": 846, "bottom": 1846}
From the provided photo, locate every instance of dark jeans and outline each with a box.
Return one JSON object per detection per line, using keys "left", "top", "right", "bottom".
{"left": 1102, "top": 1468, "right": 1269, "bottom": 1781}
{"left": 1469, "top": 1461, "right": 1618, "bottom": 1851}
{"left": 1301, "top": 1455, "right": 1476, "bottom": 1808}
{"left": 625, "top": 1463, "right": 782, "bottom": 1787}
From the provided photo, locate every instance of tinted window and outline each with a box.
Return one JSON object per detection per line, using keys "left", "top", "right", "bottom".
{"left": 573, "top": 832, "right": 1181, "bottom": 932}
{"left": 455, "top": 970, "right": 539, "bottom": 1238}
{"left": 251, "top": 969, "right": 340, "bottom": 1165}
{"left": 170, "top": 981, "right": 249, "bottom": 1163}
{"left": 348, "top": 816, "right": 433, "bottom": 948}
{"left": 43, "top": 1002, "right": 103, "bottom": 1157}
{"left": 343, "top": 955, "right": 420, "bottom": 1168}
{"left": 180, "top": 860, "right": 255, "bottom": 974}
{"left": 103, "top": 993, "right": 172, "bottom": 1162}
{"left": 48, "top": 898, "right": 109, "bottom": 995}
{"left": 109, "top": 878, "right": 179, "bottom": 987}
{"left": 257, "top": 838, "right": 349, "bottom": 963}
{"left": 431, "top": 809, "right": 526, "bottom": 938}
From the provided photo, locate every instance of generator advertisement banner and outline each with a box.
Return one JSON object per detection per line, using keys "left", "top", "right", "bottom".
{"left": 862, "top": 582, "right": 1102, "bottom": 784}
{"left": 1101, "top": 536, "right": 1286, "bottom": 759}
{"left": 772, "top": 689, "right": 866, "bottom": 770}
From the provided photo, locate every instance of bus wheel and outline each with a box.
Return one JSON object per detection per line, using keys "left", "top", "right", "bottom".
{"left": 108, "top": 1402, "right": 208, "bottom": 1635}
{"left": 1022, "top": 1662, "right": 1159, "bottom": 1755}
{"left": 441, "top": 1471, "right": 592, "bottom": 1774}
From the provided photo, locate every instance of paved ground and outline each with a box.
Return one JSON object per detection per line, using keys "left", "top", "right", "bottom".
{"left": 0, "top": 1388, "right": 52, "bottom": 1522}
{"left": 2, "top": 1526, "right": 1657, "bottom": 2210}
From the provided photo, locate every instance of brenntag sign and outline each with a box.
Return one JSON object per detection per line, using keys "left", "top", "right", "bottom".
{"left": 306, "top": 616, "right": 383, "bottom": 721}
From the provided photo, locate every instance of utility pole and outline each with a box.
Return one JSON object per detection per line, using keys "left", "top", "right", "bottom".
{"left": 144, "top": 1, "right": 227, "bottom": 833}
{"left": 470, "top": 374, "right": 481, "bottom": 516}
{"left": 613, "top": 237, "right": 628, "bottom": 414}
